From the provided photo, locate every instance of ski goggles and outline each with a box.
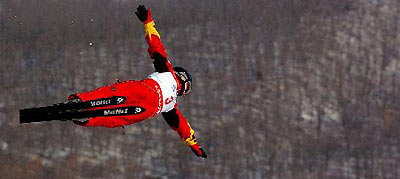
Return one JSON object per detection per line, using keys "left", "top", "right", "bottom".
{"left": 177, "top": 72, "right": 192, "bottom": 95}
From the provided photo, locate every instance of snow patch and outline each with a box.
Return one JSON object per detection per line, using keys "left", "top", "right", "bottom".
{"left": 1, "top": 142, "right": 7, "bottom": 151}
{"left": 301, "top": 100, "right": 317, "bottom": 122}
{"left": 324, "top": 104, "right": 341, "bottom": 123}
{"left": 53, "top": 148, "right": 70, "bottom": 158}
{"left": 385, "top": 60, "right": 399, "bottom": 74}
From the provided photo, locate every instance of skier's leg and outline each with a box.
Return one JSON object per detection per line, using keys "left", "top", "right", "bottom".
{"left": 68, "top": 84, "right": 118, "bottom": 126}
{"left": 72, "top": 80, "right": 160, "bottom": 128}
{"left": 81, "top": 102, "right": 158, "bottom": 128}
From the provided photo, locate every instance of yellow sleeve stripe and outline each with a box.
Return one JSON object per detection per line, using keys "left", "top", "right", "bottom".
{"left": 144, "top": 20, "right": 160, "bottom": 40}
{"left": 184, "top": 127, "right": 198, "bottom": 146}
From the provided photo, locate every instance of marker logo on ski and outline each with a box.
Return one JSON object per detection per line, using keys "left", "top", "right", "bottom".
{"left": 103, "top": 107, "right": 144, "bottom": 116}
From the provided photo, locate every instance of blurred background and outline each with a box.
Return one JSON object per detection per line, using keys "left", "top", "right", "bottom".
{"left": 1, "top": 0, "right": 400, "bottom": 178}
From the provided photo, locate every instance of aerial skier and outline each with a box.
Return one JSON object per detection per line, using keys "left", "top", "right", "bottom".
{"left": 20, "top": 5, "right": 207, "bottom": 158}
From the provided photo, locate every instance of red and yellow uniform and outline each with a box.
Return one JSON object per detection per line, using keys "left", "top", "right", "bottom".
{"left": 70, "top": 5, "right": 206, "bottom": 158}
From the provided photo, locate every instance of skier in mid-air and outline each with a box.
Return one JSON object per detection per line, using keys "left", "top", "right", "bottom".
{"left": 67, "top": 5, "right": 207, "bottom": 158}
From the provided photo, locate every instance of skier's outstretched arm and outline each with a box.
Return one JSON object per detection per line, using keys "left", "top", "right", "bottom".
{"left": 135, "top": 5, "right": 174, "bottom": 73}
{"left": 162, "top": 107, "right": 207, "bottom": 158}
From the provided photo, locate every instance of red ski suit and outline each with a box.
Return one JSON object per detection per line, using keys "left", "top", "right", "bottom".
{"left": 74, "top": 10, "right": 200, "bottom": 150}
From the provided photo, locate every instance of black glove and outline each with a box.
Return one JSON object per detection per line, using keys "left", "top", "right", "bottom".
{"left": 135, "top": 5, "right": 149, "bottom": 22}
{"left": 191, "top": 144, "right": 207, "bottom": 159}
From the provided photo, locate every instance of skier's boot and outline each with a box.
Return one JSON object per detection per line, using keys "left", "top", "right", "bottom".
{"left": 190, "top": 143, "right": 207, "bottom": 158}
{"left": 67, "top": 94, "right": 89, "bottom": 125}
{"left": 67, "top": 94, "right": 81, "bottom": 103}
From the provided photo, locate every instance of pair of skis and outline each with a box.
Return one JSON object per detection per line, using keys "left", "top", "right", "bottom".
{"left": 19, "top": 96, "right": 145, "bottom": 124}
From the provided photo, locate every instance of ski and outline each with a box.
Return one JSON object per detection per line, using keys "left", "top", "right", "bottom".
{"left": 20, "top": 106, "right": 145, "bottom": 123}
{"left": 18, "top": 96, "right": 147, "bottom": 123}
{"left": 20, "top": 96, "right": 127, "bottom": 117}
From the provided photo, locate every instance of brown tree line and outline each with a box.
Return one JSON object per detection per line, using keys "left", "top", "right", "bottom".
{"left": 1, "top": 0, "right": 399, "bottom": 178}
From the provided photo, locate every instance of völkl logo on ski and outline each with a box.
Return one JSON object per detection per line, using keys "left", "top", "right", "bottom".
{"left": 89, "top": 96, "right": 126, "bottom": 107}
{"left": 91, "top": 99, "right": 111, "bottom": 107}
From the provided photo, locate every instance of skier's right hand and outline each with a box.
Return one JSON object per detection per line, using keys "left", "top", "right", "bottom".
{"left": 135, "top": 5, "right": 151, "bottom": 23}
{"left": 191, "top": 144, "right": 207, "bottom": 159}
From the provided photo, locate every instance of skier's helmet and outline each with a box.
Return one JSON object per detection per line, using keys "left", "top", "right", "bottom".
{"left": 174, "top": 67, "right": 192, "bottom": 96}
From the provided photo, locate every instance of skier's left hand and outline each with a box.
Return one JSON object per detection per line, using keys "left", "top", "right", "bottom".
{"left": 135, "top": 5, "right": 151, "bottom": 23}
{"left": 191, "top": 144, "right": 207, "bottom": 158}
